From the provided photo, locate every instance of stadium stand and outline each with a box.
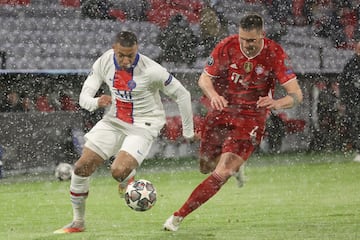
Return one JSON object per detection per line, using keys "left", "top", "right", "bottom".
{"left": 0, "top": 13, "right": 162, "bottom": 69}
{"left": 0, "top": 0, "right": 355, "bottom": 72}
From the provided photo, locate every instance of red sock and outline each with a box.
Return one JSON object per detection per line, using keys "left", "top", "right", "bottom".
{"left": 174, "top": 172, "right": 227, "bottom": 218}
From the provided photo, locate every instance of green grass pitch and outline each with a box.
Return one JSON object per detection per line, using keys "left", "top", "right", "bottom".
{"left": 0, "top": 152, "right": 359, "bottom": 240}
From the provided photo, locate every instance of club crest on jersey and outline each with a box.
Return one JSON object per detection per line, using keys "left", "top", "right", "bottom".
{"left": 127, "top": 80, "right": 136, "bottom": 90}
{"left": 207, "top": 56, "right": 214, "bottom": 66}
{"left": 255, "top": 65, "right": 264, "bottom": 75}
{"left": 244, "top": 61, "right": 253, "bottom": 73}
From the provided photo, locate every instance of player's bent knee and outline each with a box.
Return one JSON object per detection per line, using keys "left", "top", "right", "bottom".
{"left": 111, "top": 166, "right": 134, "bottom": 182}
{"left": 199, "top": 158, "right": 216, "bottom": 174}
{"left": 199, "top": 167, "right": 210, "bottom": 174}
{"left": 216, "top": 152, "right": 243, "bottom": 176}
{"left": 73, "top": 163, "right": 94, "bottom": 177}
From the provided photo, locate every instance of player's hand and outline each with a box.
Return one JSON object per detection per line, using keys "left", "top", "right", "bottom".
{"left": 183, "top": 133, "right": 199, "bottom": 144}
{"left": 210, "top": 95, "right": 228, "bottom": 111}
{"left": 257, "top": 96, "right": 277, "bottom": 109}
{"left": 98, "top": 95, "right": 112, "bottom": 108}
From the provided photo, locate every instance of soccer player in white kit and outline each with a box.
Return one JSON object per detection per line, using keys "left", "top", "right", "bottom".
{"left": 54, "top": 31, "right": 195, "bottom": 234}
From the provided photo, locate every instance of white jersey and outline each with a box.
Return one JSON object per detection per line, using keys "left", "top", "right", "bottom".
{"left": 79, "top": 49, "right": 194, "bottom": 139}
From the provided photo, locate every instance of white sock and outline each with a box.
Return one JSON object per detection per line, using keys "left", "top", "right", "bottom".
{"left": 69, "top": 172, "right": 90, "bottom": 223}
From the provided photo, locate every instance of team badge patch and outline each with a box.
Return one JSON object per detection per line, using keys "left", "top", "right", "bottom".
{"left": 255, "top": 65, "right": 264, "bottom": 75}
{"left": 127, "top": 80, "right": 136, "bottom": 90}
{"left": 284, "top": 58, "right": 292, "bottom": 68}
{"left": 207, "top": 56, "right": 214, "bottom": 66}
{"left": 244, "top": 61, "right": 253, "bottom": 73}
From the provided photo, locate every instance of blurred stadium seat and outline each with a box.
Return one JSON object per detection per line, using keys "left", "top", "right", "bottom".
{"left": 0, "top": 0, "right": 354, "bottom": 72}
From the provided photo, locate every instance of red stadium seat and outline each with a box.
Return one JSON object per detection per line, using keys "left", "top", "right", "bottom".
{"left": 161, "top": 115, "right": 204, "bottom": 142}
{"left": 108, "top": 9, "right": 127, "bottom": 21}
{"left": 0, "top": 0, "right": 30, "bottom": 5}
{"left": 276, "top": 112, "right": 306, "bottom": 134}
{"left": 147, "top": 0, "right": 202, "bottom": 28}
{"left": 60, "top": 94, "right": 79, "bottom": 112}
{"left": 60, "top": 0, "right": 80, "bottom": 7}
{"left": 35, "top": 95, "right": 55, "bottom": 113}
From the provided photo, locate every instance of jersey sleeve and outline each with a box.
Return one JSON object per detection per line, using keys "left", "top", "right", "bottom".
{"left": 271, "top": 43, "right": 297, "bottom": 85}
{"left": 204, "top": 41, "right": 228, "bottom": 78}
{"left": 149, "top": 66, "right": 195, "bottom": 139}
{"left": 79, "top": 57, "right": 105, "bottom": 112}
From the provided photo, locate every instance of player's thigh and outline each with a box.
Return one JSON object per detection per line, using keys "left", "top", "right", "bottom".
{"left": 74, "top": 146, "right": 104, "bottom": 176}
{"left": 117, "top": 134, "right": 153, "bottom": 168}
{"left": 222, "top": 140, "right": 255, "bottom": 165}
{"left": 111, "top": 135, "right": 152, "bottom": 179}
{"left": 199, "top": 124, "right": 227, "bottom": 173}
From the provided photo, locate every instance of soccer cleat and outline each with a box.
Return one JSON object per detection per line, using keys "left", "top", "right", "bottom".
{"left": 354, "top": 154, "right": 360, "bottom": 162}
{"left": 163, "top": 215, "right": 183, "bottom": 232}
{"left": 118, "top": 176, "right": 135, "bottom": 198}
{"left": 53, "top": 221, "right": 85, "bottom": 234}
{"left": 233, "top": 164, "right": 246, "bottom": 188}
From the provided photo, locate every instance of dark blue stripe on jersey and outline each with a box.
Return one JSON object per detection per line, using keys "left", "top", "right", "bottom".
{"left": 164, "top": 75, "right": 173, "bottom": 86}
{"left": 131, "top": 53, "right": 140, "bottom": 68}
{"left": 113, "top": 54, "right": 121, "bottom": 70}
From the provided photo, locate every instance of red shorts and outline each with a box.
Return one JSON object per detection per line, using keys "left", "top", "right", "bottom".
{"left": 199, "top": 112, "right": 266, "bottom": 161}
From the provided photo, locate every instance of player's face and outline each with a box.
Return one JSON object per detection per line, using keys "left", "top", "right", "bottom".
{"left": 238, "top": 28, "right": 264, "bottom": 57}
{"left": 113, "top": 43, "right": 138, "bottom": 69}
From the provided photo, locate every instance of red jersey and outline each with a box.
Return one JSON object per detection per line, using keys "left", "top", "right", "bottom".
{"left": 204, "top": 35, "right": 296, "bottom": 119}
{"left": 199, "top": 35, "right": 297, "bottom": 158}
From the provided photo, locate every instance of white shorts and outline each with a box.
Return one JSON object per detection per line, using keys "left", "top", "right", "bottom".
{"left": 84, "top": 118, "right": 154, "bottom": 165}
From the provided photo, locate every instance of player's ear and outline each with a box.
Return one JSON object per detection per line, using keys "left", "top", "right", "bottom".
{"left": 262, "top": 31, "right": 265, "bottom": 38}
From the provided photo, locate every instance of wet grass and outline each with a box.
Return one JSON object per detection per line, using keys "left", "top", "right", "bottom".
{"left": 0, "top": 152, "right": 359, "bottom": 240}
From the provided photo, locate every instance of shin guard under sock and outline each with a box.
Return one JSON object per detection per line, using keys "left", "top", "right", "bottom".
{"left": 70, "top": 173, "right": 90, "bottom": 222}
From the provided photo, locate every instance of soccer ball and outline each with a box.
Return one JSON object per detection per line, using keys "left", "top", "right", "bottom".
{"left": 125, "top": 179, "right": 157, "bottom": 211}
{"left": 55, "top": 163, "right": 73, "bottom": 181}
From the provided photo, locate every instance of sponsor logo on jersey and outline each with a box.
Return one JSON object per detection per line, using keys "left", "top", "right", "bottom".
{"left": 230, "top": 63, "right": 238, "bottom": 69}
{"left": 114, "top": 90, "right": 132, "bottom": 100}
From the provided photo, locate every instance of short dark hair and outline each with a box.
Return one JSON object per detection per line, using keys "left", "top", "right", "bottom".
{"left": 115, "top": 31, "right": 138, "bottom": 47}
{"left": 239, "top": 13, "right": 264, "bottom": 31}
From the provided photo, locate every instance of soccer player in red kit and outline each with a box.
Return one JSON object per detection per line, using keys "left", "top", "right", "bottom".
{"left": 163, "top": 13, "right": 303, "bottom": 231}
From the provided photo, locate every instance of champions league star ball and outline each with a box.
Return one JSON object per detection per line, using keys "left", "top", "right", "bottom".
{"left": 55, "top": 163, "right": 73, "bottom": 181}
{"left": 125, "top": 179, "right": 157, "bottom": 211}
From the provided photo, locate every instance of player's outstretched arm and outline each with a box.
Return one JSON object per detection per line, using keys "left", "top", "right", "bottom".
{"left": 198, "top": 72, "right": 228, "bottom": 111}
{"left": 163, "top": 78, "right": 195, "bottom": 140}
{"left": 257, "top": 79, "right": 303, "bottom": 110}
